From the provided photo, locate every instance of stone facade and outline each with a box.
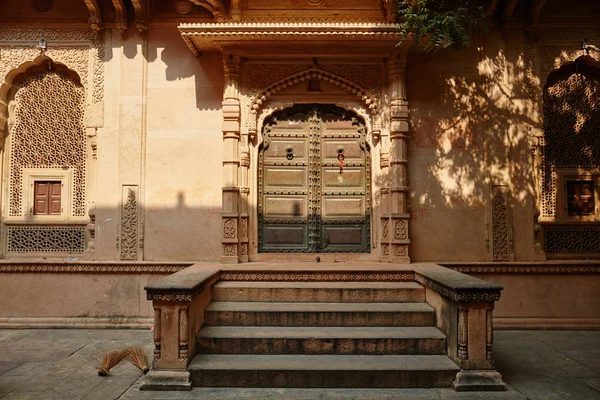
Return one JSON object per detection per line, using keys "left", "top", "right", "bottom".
{"left": 0, "top": 0, "right": 598, "bottom": 264}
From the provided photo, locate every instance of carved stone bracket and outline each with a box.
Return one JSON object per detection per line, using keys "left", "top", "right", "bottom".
{"left": 130, "top": 0, "right": 148, "bottom": 31}
{"left": 188, "top": 0, "right": 227, "bottom": 22}
{"left": 111, "top": 0, "right": 128, "bottom": 32}
{"left": 83, "top": 0, "right": 103, "bottom": 31}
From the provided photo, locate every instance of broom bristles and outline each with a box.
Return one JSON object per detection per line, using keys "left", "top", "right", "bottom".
{"left": 97, "top": 348, "right": 129, "bottom": 376}
{"left": 126, "top": 346, "right": 149, "bottom": 374}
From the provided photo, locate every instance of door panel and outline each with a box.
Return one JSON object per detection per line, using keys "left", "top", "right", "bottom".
{"left": 258, "top": 105, "right": 370, "bottom": 253}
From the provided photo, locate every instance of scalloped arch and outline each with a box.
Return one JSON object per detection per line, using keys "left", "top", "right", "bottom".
{"left": 0, "top": 55, "right": 82, "bottom": 140}
{"left": 249, "top": 66, "right": 379, "bottom": 116}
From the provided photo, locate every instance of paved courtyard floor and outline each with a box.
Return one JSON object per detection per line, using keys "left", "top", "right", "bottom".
{"left": 0, "top": 329, "right": 598, "bottom": 399}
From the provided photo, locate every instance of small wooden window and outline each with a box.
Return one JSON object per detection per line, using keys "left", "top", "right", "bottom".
{"left": 34, "top": 181, "right": 61, "bottom": 215}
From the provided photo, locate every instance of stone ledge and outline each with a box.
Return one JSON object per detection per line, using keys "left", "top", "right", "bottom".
{"left": 145, "top": 264, "right": 220, "bottom": 302}
{"left": 413, "top": 263, "right": 503, "bottom": 303}
{"left": 442, "top": 261, "right": 600, "bottom": 274}
{"left": 0, "top": 316, "right": 152, "bottom": 329}
{"left": 0, "top": 261, "right": 193, "bottom": 274}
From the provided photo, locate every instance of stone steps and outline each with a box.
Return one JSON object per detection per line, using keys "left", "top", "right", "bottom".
{"left": 212, "top": 281, "right": 426, "bottom": 303}
{"left": 188, "top": 354, "right": 459, "bottom": 388}
{"left": 191, "top": 280, "right": 456, "bottom": 389}
{"left": 197, "top": 326, "right": 446, "bottom": 355}
{"left": 204, "top": 301, "right": 435, "bottom": 327}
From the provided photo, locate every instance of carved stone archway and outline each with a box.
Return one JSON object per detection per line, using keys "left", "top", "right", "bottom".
{"left": 177, "top": 24, "right": 411, "bottom": 263}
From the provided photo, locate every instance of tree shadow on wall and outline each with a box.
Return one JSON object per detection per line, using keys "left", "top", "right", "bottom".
{"left": 409, "top": 49, "right": 543, "bottom": 212}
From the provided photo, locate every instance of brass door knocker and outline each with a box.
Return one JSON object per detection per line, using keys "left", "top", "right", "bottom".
{"left": 286, "top": 146, "right": 294, "bottom": 160}
{"left": 337, "top": 148, "right": 345, "bottom": 171}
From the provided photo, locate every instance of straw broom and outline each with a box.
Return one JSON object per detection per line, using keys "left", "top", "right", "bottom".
{"left": 97, "top": 348, "right": 129, "bottom": 376}
{"left": 126, "top": 346, "right": 149, "bottom": 374}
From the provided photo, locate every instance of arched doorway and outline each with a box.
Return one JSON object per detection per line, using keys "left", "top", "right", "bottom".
{"left": 258, "top": 104, "right": 371, "bottom": 253}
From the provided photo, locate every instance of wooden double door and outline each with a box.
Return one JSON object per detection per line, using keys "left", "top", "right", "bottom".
{"left": 258, "top": 105, "right": 370, "bottom": 253}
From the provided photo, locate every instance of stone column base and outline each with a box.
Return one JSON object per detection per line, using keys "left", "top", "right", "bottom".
{"left": 453, "top": 370, "right": 506, "bottom": 391}
{"left": 139, "top": 370, "right": 192, "bottom": 391}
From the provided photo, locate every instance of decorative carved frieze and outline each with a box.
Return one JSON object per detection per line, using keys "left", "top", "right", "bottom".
{"left": 120, "top": 187, "right": 139, "bottom": 261}
{"left": 220, "top": 270, "right": 413, "bottom": 282}
{"left": 413, "top": 274, "right": 502, "bottom": 303}
{"left": 393, "top": 244, "right": 408, "bottom": 257}
{"left": 443, "top": 262, "right": 600, "bottom": 274}
{"left": 0, "top": 262, "right": 191, "bottom": 274}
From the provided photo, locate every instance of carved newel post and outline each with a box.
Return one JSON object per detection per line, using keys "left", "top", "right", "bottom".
{"left": 387, "top": 54, "right": 410, "bottom": 262}
{"left": 221, "top": 54, "right": 241, "bottom": 263}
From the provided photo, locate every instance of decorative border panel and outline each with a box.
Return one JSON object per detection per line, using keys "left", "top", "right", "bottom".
{"left": 0, "top": 262, "right": 192, "bottom": 274}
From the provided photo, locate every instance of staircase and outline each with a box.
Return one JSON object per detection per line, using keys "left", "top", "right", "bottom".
{"left": 188, "top": 280, "right": 460, "bottom": 388}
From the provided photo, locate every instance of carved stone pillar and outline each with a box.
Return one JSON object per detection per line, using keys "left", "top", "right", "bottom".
{"left": 221, "top": 54, "right": 241, "bottom": 263}
{"left": 387, "top": 54, "right": 410, "bottom": 262}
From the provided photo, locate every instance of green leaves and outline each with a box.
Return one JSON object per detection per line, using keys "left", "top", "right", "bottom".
{"left": 396, "top": 0, "right": 489, "bottom": 53}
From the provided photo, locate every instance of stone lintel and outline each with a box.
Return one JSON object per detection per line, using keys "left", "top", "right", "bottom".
{"left": 453, "top": 370, "right": 506, "bottom": 392}
{"left": 139, "top": 370, "right": 191, "bottom": 391}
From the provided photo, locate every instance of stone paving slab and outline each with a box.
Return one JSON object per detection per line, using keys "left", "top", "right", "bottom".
{"left": 0, "top": 329, "right": 598, "bottom": 399}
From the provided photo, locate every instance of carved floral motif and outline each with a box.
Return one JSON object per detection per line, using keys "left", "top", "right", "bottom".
{"left": 120, "top": 189, "right": 138, "bottom": 261}
{"left": 394, "top": 220, "right": 407, "bottom": 240}
{"left": 491, "top": 187, "right": 510, "bottom": 261}
{"left": 223, "top": 219, "right": 236, "bottom": 239}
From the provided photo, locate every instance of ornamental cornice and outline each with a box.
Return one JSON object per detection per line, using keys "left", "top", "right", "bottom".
{"left": 178, "top": 23, "right": 404, "bottom": 55}
{"left": 0, "top": 262, "right": 192, "bottom": 274}
{"left": 443, "top": 263, "right": 600, "bottom": 274}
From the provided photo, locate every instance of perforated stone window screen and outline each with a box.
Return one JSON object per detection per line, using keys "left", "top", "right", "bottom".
{"left": 8, "top": 71, "right": 86, "bottom": 217}
{"left": 543, "top": 226, "right": 600, "bottom": 253}
{"left": 6, "top": 226, "right": 86, "bottom": 253}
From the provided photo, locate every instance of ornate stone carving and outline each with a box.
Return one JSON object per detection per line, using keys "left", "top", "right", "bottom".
{"left": 413, "top": 274, "right": 502, "bottom": 303}
{"left": 8, "top": 71, "right": 86, "bottom": 217}
{"left": 458, "top": 308, "right": 469, "bottom": 363}
{"left": 542, "top": 67, "right": 600, "bottom": 220}
{"left": 120, "top": 188, "right": 139, "bottom": 261}
{"left": 393, "top": 244, "right": 408, "bottom": 257}
{"left": 83, "top": 0, "right": 103, "bottom": 31}
{"left": 188, "top": 0, "right": 226, "bottom": 21}
{"left": 0, "top": 28, "right": 105, "bottom": 127}
{"left": 130, "top": 0, "right": 148, "bottom": 31}
{"left": 111, "top": 0, "right": 128, "bottom": 32}
{"left": 381, "top": 219, "right": 389, "bottom": 240}
{"left": 223, "top": 244, "right": 237, "bottom": 256}
{"left": 223, "top": 219, "right": 236, "bottom": 239}
{"left": 544, "top": 226, "right": 600, "bottom": 253}
{"left": 146, "top": 273, "right": 220, "bottom": 302}
{"left": 491, "top": 186, "right": 510, "bottom": 261}
{"left": 6, "top": 226, "right": 86, "bottom": 253}
{"left": 153, "top": 308, "right": 161, "bottom": 361}
{"left": 394, "top": 220, "right": 407, "bottom": 240}
{"left": 240, "top": 218, "right": 248, "bottom": 238}
{"left": 249, "top": 66, "right": 380, "bottom": 117}
{"left": 443, "top": 263, "right": 600, "bottom": 274}
{"left": 0, "top": 262, "right": 191, "bottom": 274}
{"left": 239, "top": 244, "right": 247, "bottom": 256}
{"left": 382, "top": 244, "right": 390, "bottom": 256}
{"left": 220, "top": 270, "right": 413, "bottom": 282}
{"left": 178, "top": 308, "right": 188, "bottom": 360}
{"left": 486, "top": 309, "right": 493, "bottom": 361}
{"left": 173, "top": 0, "right": 193, "bottom": 14}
